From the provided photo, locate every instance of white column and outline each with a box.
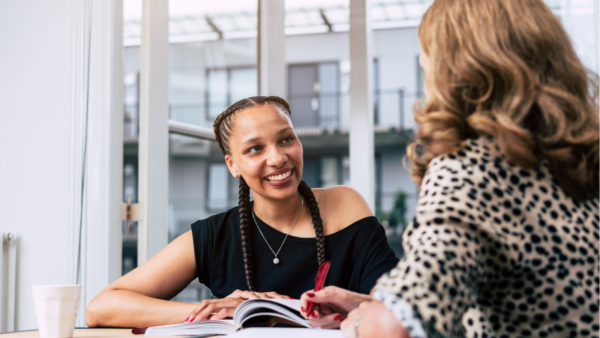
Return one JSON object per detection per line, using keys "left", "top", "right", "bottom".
{"left": 257, "top": 0, "right": 286, "bottom": 98}
{"left": 138, "top": 0, "right": 169, "bottom": 264}
{"left": 79, "top": 0, "right": 124, "bottom": 326}
{"left": 349, "top": 0, "right": 375, "bottom": 210}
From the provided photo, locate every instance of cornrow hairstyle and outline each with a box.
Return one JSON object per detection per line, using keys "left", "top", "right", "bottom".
{"left": 213, "top": 96, "right": 326, "bottom": 291}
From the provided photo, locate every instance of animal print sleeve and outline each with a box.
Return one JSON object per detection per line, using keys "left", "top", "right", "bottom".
{"left": 375, "top": 145, "right": 495, "bottom": 337}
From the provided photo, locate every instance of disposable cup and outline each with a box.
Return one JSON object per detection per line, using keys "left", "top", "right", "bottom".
{"left": 32, "top": 285, "right": 81, "bottom": 338}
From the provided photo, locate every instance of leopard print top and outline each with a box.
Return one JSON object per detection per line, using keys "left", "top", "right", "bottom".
{"left": 374, "top": 137, "right": 599, "bottom": 338}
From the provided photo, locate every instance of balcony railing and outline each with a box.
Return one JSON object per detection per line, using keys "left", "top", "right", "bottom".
{"left": 124, "top": 90, "right": 422, "bottom": 139}
{"left": 289, "top": 89, "right": 420, "bottom": 133}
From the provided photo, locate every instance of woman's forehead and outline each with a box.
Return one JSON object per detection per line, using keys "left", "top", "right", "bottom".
{"left": 232, "top": 105, "right": 293, "bottom": 141}
{"left": 235, "top": 105, "right": 292, "bottom": 129}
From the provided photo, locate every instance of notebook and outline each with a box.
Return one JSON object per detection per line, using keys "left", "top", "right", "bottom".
{"left": 143, "top": 299, "right": 313, "bottom": 337}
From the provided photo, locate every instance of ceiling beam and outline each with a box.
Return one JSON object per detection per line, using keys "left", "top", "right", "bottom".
{"left": 319, "top": 9, "right": 333, "bottom": 32}
{"left": 205, "top": 15, "right": 223, "bottom": 39}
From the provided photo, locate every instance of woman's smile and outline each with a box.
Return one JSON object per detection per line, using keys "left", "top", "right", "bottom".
{"left": 264, "top": 168, "right": 294, "bottom": 186}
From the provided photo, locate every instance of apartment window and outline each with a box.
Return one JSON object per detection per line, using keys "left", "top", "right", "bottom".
{"left": 207, "top": 164, "right": 229, "bottom": 211}
{"left": 288, "top": 62, "right": 339, "bottom": 129}
{"left": 207, "top": 67, "right": 257, "bottom": 119}
{"left": 320, "top": 156, "right": 339, "bottom": 188}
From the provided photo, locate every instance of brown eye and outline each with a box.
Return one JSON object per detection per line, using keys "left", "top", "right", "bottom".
{"left": 246, "top": 145, "right": 263, "bottom": 154}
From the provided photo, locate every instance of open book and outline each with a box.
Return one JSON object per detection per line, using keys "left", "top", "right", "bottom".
{"left": 144, "top": 299, "right": 313, "bottom": 336}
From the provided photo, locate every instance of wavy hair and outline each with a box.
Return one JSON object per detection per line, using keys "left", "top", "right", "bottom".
{"left": 408, "top": 0, "right": 599, "bottom": 201}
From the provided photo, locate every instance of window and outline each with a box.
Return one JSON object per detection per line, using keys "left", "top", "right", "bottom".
{"left": 207, "top": 70, "right": 228, "bottom": 119}
{"left": 207, "top": 164, "right": 229, "bottom": 211}
{"left": 207, "top": 67, "right": 257, "bottom": 119}
{"left": 288, "top": 62, "right": 340, "bottom": 130}
{"left": 320, "top": 156, "right": 339, "bottom": 188}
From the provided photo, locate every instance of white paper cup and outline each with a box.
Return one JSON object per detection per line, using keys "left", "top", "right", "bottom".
{"left": 32, "top": 285, "right": 81, "bottom": 338}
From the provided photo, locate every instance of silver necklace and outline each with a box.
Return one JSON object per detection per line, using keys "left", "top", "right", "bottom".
{"left": 252, "top": 198, "right": 304, "bottom": 265}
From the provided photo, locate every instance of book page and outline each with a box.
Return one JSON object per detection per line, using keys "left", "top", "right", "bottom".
{"left": 229, "top": 328, "right": 345, "bottom": 338}
{"left": 144, "top": 320, "right": 235, "bottom": 336}
{"left": 234, "top": 299, "right": 310, "bottom": 328}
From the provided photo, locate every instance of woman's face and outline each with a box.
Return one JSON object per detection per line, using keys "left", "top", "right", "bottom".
{"left": 224, "top": 105, "right": 303, "bottom": 201}
{"left": 419, "top": 52, "right": 432, "bottom": 98}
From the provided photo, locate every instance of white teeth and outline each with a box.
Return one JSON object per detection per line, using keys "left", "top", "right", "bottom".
{"left": 266, "top": 170, "right": 292, "bottom": 182}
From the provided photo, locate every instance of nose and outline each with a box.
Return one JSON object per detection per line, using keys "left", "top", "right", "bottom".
{"left": 266, "top": 144, "right": 287, "bottom": 168}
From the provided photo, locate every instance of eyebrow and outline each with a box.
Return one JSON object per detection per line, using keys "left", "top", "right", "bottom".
{"left": 241, "top": 127, "right": 293, "bottom": 144}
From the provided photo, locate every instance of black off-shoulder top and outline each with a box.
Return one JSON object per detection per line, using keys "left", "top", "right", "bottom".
{"left": 191, "top": 206, "right": 399, "bottom": 299}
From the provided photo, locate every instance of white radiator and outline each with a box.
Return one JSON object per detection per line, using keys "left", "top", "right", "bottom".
{"left": 0, "top": 233, "right": 17, "bottom": 333}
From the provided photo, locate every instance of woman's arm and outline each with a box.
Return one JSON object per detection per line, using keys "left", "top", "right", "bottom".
{"left": 86, "top": 231, "right": 198, "bottom": 327}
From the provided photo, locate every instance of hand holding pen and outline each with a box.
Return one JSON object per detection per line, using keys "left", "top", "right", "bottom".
{"left": 300, "top": 263, "right": 373, "bottom": 330}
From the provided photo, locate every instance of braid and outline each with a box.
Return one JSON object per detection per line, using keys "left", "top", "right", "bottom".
{"left": 238, "top": 176, "right": 256, "bottom": 291}
{"left": 298, "top": 181, "right": 326, "bottom": 266}
{"left": 213, "top": 96, "right": 326, "bottom": 291}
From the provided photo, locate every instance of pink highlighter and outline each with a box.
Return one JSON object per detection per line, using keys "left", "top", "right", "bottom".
{"left": 306, "top": 261, "right": 331, "bottom": 318}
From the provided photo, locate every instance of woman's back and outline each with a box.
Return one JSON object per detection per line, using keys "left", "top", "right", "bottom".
{"left": 376, "top": 137, "right": 599, "bottom": 337}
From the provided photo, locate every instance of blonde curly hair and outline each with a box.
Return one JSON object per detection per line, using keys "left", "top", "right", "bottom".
{"left": 408, "top": 0, "right": 599, "bottom": 201}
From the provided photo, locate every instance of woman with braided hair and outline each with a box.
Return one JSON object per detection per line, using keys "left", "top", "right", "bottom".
{"left": 85, "top": 96, "right": 399, "bottom": 328}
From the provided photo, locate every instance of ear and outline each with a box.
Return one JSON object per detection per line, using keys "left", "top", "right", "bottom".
{"left": 224, "top": 155, "right": 239, "bottom": 178}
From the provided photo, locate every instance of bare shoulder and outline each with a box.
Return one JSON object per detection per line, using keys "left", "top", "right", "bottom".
{"left": 313, "top": 186, "right": 374, "bottom": 233}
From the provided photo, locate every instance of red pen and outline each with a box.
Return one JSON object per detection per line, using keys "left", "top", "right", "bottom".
{"left": 306, "top": 261, "right": 331, "bottom": 318}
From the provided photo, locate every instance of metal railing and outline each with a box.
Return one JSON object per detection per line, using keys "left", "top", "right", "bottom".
{"left": 289, "top": 89, "right": 421, "bottom": 133}
{"left": 123, "top": 90, "right": 422, "bottom": 139}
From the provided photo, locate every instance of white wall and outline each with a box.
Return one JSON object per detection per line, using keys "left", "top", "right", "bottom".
{"left": 0, "top": 0, "right": 123, "bottom": 330}
{"left": 0, "top": 0, "right": 79, "bottom": 331}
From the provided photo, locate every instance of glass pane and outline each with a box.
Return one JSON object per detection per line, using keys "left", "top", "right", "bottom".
{"left": 166, "top": 0, "right": 258, "bottom": 303}
{"left": 318, "top": 63, "right": 339, "bottom": 129}
{"left": 207, "top": 69, "right": 228, "bottom": 119}
{"left": 207, "top": 164, "right": 229, "bottom": 211}
{"left": 367, "top": 1, "right": 430, "bottom": 241}
{"left": 285, "top": 0, "right": 349, "bottom": 196}
{"left": 122, "top": 0, "right": 142, "bottom": 277}
{"left": 230, "top": 68, "right": 257, "bottom": 103}
{"left": 320, "top": 157, "right": 339, "bottom": 188}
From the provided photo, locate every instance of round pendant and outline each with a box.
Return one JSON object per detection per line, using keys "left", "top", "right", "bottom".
{"left": 273, "top": 257, "right": 280, "bottom": 265}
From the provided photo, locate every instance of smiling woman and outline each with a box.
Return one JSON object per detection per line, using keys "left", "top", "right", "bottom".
{"left": 85, "top": 96, "right": 399, "bottom": 328}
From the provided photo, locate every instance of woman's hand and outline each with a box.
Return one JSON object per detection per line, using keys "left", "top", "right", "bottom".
{"left": 299, "top": 286, "right": 372, "bottom": 329}
{"left": 186, "top": 298, "right": 245, "bottom": 322}
{"left": 340, "top": 300, "right": 409, "bottom": 338}
{"left": 186, "top": 290, "right": 291, "bottom": 322}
